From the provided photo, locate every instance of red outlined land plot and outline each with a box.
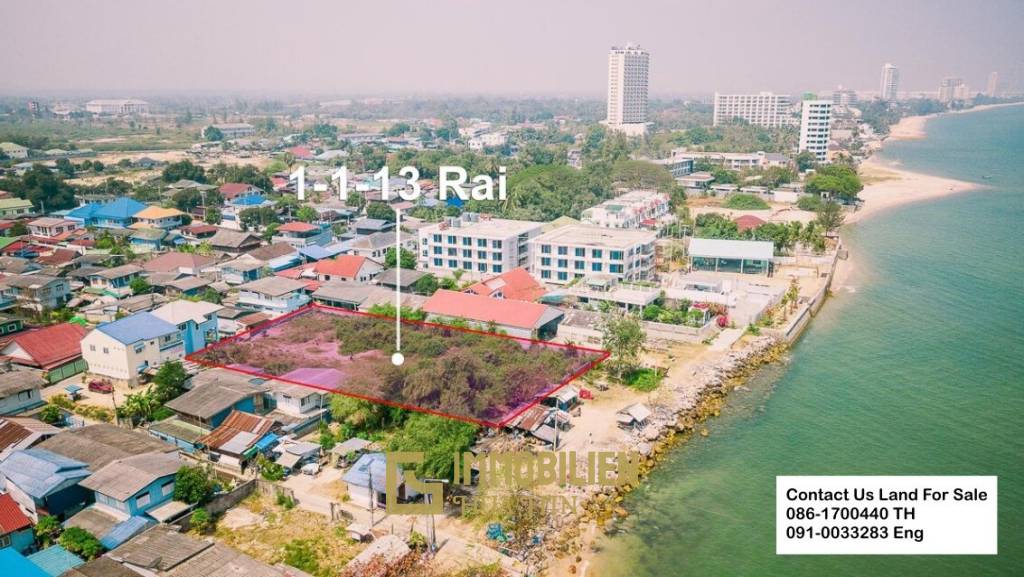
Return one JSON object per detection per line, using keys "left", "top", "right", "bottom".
{"left": 187, "top": 304, "right": 608, "bottom": 427}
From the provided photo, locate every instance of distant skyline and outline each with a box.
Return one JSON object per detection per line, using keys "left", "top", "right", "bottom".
{"left": 1, "top": 0, "right": 1022, "bottom": 97}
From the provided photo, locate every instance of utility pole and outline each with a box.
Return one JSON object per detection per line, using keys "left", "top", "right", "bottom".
{"left": 421, "top": 478, "right": 450, "bottom": 554}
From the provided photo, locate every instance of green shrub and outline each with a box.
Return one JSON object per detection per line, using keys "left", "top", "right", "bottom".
{"left": 59, "top": 526, "right": 104, "bottom": 560}
{"left": 723, "top": 193, "right": 770, "bottom": 210}
{"left": 190, "top": 508, "right": 212, "bottom": 534}
{"left": 797, "top": 195, "right": 822, "bottom": 211}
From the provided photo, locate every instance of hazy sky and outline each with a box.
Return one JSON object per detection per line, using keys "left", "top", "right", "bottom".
{"left": 2, "top": 0, "right": 1022, "bottom": 97}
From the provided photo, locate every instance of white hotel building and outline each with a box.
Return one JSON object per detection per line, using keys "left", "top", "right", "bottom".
{"left": 798, "top": 100, "right": 833, "bottom": 161}
{"left": 605, "top": 44, "right": 650, "bottom": 136}
{"left": 581, "top": 189, "right": 670, "bottom": 229}
{"left": 85, "top": 99, "right": 149, "bottom": 115}
{"left": 713, "top": 92, "right": 795, "bottom": 128}
{"left": 529, "top": 224, "right": 657, "bottom": 285}
{"left": 417, "top": 214, "right": 544, "bottom": 280}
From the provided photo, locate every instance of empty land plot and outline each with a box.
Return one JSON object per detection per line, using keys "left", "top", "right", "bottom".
{"left": 190, "top": 306, "right": 606, "bottom": 426}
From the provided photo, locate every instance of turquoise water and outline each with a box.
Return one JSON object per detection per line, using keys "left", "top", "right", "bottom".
{"left": 592, "top": 106, "right": 1024, "bottom": 577}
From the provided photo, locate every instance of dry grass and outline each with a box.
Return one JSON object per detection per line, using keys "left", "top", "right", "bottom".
{"left": 212, "top": 493, "right": 365, "bottom": 577}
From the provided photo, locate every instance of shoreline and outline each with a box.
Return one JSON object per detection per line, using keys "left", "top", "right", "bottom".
{"left": 558, "top": 103, "right": 1010, "bottom": 575}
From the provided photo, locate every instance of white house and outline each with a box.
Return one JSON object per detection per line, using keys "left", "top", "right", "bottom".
{"left": 236, "top": 277, "right": 310, "bottom": 317}
{"left": 81, "top": 312, "right": 184, "bottom": 387}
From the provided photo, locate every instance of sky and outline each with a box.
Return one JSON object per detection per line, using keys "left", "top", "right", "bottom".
{"left": 2, "top": 0, "right": 1022, "bottom": 97}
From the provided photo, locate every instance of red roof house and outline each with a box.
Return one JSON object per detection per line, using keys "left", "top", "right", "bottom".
{"left": 0, "top": 492, "right": 32, "bottom": 541}
{"left": 313, "top": 256, "right": 382, "bottom": 283}
{"left": 286, "top": 146, "right": 314, "bottom": 160}
{"left": 466, "top": 267, "right": 547, "bottom": 302}
{"left": 276, "top": 221, "right": 319, "bottom": 234}
{"left": 733, "top": 215, "right": 767, "bottom": 232}
{"left": 218, "top": 182, "right": 262, "bottom": 200}
{"left": 0, "top": 323, "right": 88, "bottom": 370}
{"left": 421, "top": 290, "right": 564, "bottom": 339}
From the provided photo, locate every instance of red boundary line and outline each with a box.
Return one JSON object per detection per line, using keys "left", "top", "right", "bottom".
{"left": 186, "top": 302, "right": 608, "bottom": 428}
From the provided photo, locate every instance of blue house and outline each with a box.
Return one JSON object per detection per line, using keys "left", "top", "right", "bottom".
{"left": 92, "top": 197, "right": 147, "bottom": 229}
{"left": 79, "top": 452, "right": 181, "bottom": 519}
{"left": 150, "top": 300, "right": 221, "bottom": 354}
{"left": 129, "top": 227, "right": 185, "bottom": 251}
{"left": 0, "top": 493, "right": 34, "bottom": 553}
{"left": 0, "top": 448, "right": 91, "bottom": 521}
{"left": 0, "top": 547, "right": 52, "bottom": 577}
{"left": 65, "top": 203, "right": 102, "bottom": 227}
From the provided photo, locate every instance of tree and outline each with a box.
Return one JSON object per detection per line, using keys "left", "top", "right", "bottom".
{"left": 238, "top": 206, "right": 280, "bottom": 230}
{"left": 388, "top": 413, "right": 478, "bottom": 481}
{"left": 55, "top": 157, "right": 75, "bottom": 178}
{"left": 384, "top": 247, "right": 416, "bottom": 269}
{"left": 411, "top": 274, "right": 439, "bottom": 295}
{"left": 296, "top": 205, "right": 318, "bottom": 222}
{"left": 35, "top": 515, "right": 62, "bottom": 547}
{"left": 59, "top": 527, "right": 104, "bottom": 560}
{"left": 153, "top": 361, "right": 188, "bottom": 403}
{"left": 121, "top": 390, "right": 158, "bottom": 425}
{"left": 162, "top": 160, "right": 206, "bottom": 183}
{"left": 365, "top": 202, "right": 396, "bottom": 222}
{"left": 7, "top": 164, "right": 77, "bottom": 211}
{"left": 204, "top": 207, "right": 222, "bottom": 224}
{"left": 129, "top": 276, "right": 152, "bottom": 295}
{"left": 601, "top": 314, "right": 646, "bottom": 380}
{"left": 39, "top": 404, "right": 63, "bottom": 425}
{"left": 203, "top": 125, "right": 224, "bottom": 141}
{"left": 815, "top": 200, "right": 845, "bottom": 233}
{"left": 804, "top": 164, "right": 863, "bottom": 202}
{"left": 9, "top": 221, "right": 28, "bottom": 236}
{"left": 200, "top": 287, "right": 222, "bottom": 304}
{"left": 347, "top": 190, "right": 366, "bottom": 212}
{"left": 190, "top": 508, "right": 212, "bottom": 534}
{"left": 722, "top": 193, "right": 770, "bottom": 210}
{"left": 174, "top": 465, "right": 215, "bottom": 504}
{"left": 794, "top": 151, "right": 817, "bottom": 172}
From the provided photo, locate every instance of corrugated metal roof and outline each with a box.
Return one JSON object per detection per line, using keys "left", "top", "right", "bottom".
{"left": 26, "top": 544, "right": 84, "bottom": 577}
{"left": 688, "top": 237, "right": 774, "bottom": 261}
{"left": 0, "top": 448, "right": 90, "bottom": 498}
{"left": 97, "top": 312, "right": 179, "bottom": 345}
{"left": 0, "top": 547, "right": 51, "bottom": 577}
{"left": 100, "top": 516, "right": 155, "bottom": 550}
{"left": 80, "top": 451, "right": 181, "bottom": 501}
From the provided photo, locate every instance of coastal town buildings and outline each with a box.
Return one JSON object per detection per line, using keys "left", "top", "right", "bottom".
{"left": 939, "top": 77, "right": 968, "bottom": 103}
{"left": 84, "top": 99, "right": 149, "bottom": 115}
{"left": 880, "top": 63, "right": 900, "bottom": 101}
{"left": 713, "top": 92, "right": 794, "bottom": 127}
{"left": 529, "top": 224, "right": 657, "bottom": 285}
{"left": 417, "top": 214, "right": 544, "bottom": 280}
{"left": 208, "top": 123, "right": 255, "bottom": 139}
{"left": 581, "top": 189, "right": 670, "bottom": 229}
{"left": 799, "top": 99, "right": 833, "bottom": 161}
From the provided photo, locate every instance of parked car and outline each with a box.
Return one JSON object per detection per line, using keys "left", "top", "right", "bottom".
{"left": 88, "top": 380, "right": 113, "bottom": 394}
{"left": 301, "top": 462, "right": 321, "bottom": 476}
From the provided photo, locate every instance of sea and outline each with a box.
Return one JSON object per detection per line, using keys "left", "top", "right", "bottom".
{"left": 590, "top": 105, "right": 1024, "bottom": 577}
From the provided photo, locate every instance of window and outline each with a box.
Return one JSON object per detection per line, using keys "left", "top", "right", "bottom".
{"left": 557, "top": 271, "right": 568, "bottom": 281}
{"left": 575, "top": 247, "right": 585, "bottom": 257}
{"left": 103, "top": 347, "right": 109, "bottom": 354}
{"left": 433, "top": 258, "right": 443, "bottom": 266}
{"left": 610, "top": 264, "right": 623, "bottom": 273}
{"left": 477, "top": 239, "right": 487, "bottom": 247}
{"left": 463, "top": 261, "right": 472, "bottom": 269}
{"left": 18, "top": 390, "right": 33, "bottom": 401}
{"left": 477, "top": 251, "right": 487, "bottom": 259}
{"left": 557, "top": 259, "right": 568, "bottom": 268}
{"left": 90, "top": 344, "right": 96, "bottom": 352}
{"left": 478, "top": 263, "right": 487, "bottom": 271}
{"left": 541, "top": 270, "right": 551, "bottom": 279}
{"left": 541, "top": 244, "right": 552, "bottom": 254}
{"left": 557, "top": 246, "right": 568, "bottom": 255}
{"left": 134, "top": 344, "right": 145, "bottom": 354}
{"left": 540, "top": 257, "right": 551, "bottom": 266}
{"left": 492, "top": 265, "right": 502, "bottom": 273}
{"left": 462, "top": 249, "right": 472, "bottom": 258}
{"left": 447, "top": 248, "right": 456, "bottom": 256}
{"left": 610, "top": 250, "right": 624, "bottom": 260}
{"left": 592, "top": 249, "right": 603, "bottom": 259}
{"left": 574, "top": 261, "right": 585, "bottom": 270}
{"left": 446, "top": 235, "right": 455, "bottom": 244}
{"left": 448, "top": 259, "right": 458, "bottom": 268}
{"left": 491, "top": 240, "right": 502, "bottom": 249}
{"left": 462, "top": 237, "right": 472, "bottom": 246}
{"left": 432, "top": 234, "right": 441, "bottom": 243}
{"left": 492, "top": 252, "right": 501, "bottom": 261}
{"left": 136, "top": 493, "right": 151, "bottom": 509}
